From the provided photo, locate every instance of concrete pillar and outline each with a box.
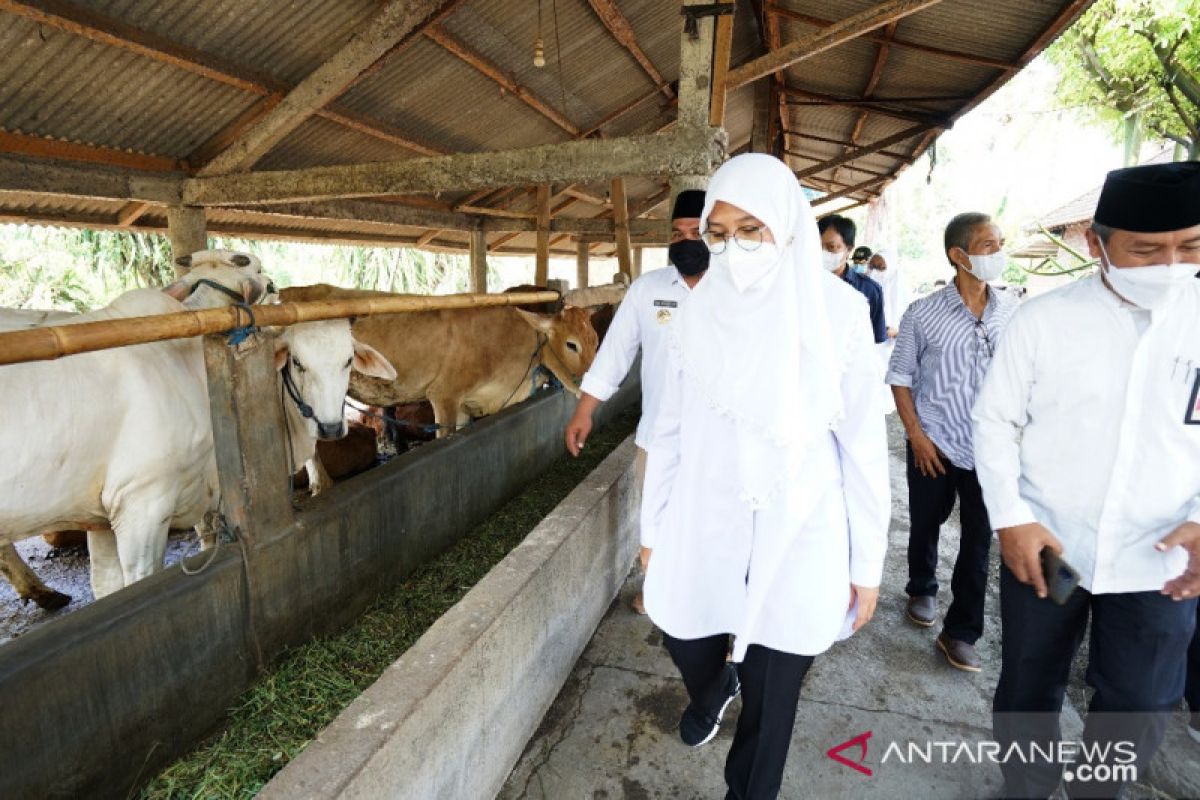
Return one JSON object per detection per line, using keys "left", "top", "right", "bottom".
{"left": 469, "top": 228, "right": 488, "bottom": 293}
{"left": 167, "top": 205, "right": 207, "bottom": 276}
{"left": 632, "top": 248, "right": 643, "bottom": 280}
{"left": 677, "top": 0, "right": 717, "bottom": 130}
{"left": 576, "top": 239, "right": 589, "bottom": 288}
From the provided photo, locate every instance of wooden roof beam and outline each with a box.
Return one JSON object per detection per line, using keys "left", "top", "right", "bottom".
{"left": 793, "top": 122, "right": 937, "bottom": 180}
{"left": 766, "top": 3, "right": 1020, "bottom": 72}
{"left": 781, "top": 86, "right": 950, "bottom": 126}
{"left": 810, "top": 175, "right": 889, "bottom": 206}
{"left": 0, "top": 130, "right": 184, "bottom": 173}
{"left": 197, "top": 0, "right": 453, "bottom": 176}
{"left": 423, "top": 24, "right": 581, "bottom": 137}
{"left": 183, "top": 127, "right": 726, "bottom": 207}
{"left": 586, "top": 0, "right": 675, "bottom": 100}
{"left": 726, "top": 0, "right": 945, "bottom": 90}
{"left": 783, "top": 130, "right": 910, "bottom": 160}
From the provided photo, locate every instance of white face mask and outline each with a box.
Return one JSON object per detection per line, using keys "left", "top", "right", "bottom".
{"left": 964, "top": 251, "right": 1006, "bottom": 282}
{"left": 714, "top": 241, "right": 784, "bottom": 293}
{"left": 1098, "top": 240, "right": 1196, "bottom": 309}
{"left": 821, "top": 250, "right": 845, "bottom": 272}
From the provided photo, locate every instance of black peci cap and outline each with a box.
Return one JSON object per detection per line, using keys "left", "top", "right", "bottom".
{"left": 672, "top": 189, "right": 706, "bottom": 220}
{"left": 1093, "top": 161, "right": 1200, "bottom": 233}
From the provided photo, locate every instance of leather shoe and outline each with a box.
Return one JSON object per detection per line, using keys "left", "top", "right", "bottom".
{"left": 936, "top": 632, "right": 981, "bottom": 672}
{"left": 906, "top": 595, "right": 936, "bottom": 627}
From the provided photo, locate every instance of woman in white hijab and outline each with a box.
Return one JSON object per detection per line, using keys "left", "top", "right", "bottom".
{"left": 640, "top": 154, "right": 890, "bottom": 799}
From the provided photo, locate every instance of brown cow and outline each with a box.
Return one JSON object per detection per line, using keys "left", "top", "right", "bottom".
{"left": 280, "top": 285, "right": 598, "bottom": 434}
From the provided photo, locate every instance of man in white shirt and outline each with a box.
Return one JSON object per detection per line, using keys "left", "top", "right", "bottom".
{"left": 564, "top": 190, "right": 708, "bottom": 614}
{"left": 973, "top": 161, "right": 1200, "bottom": 799}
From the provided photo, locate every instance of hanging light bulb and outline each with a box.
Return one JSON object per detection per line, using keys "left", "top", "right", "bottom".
{"left": 533, "top": 0, "right": 546, "bottom": 68}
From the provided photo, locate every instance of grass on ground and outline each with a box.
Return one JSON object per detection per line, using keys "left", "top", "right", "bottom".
{"left": 141, "top": 406, "right": 639, "bottom": 799}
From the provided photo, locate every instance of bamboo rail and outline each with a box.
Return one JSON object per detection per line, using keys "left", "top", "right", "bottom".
{"left": 0, "top": 291, "right": 559, "bottom": 367}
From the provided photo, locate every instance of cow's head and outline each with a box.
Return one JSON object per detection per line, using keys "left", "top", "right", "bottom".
{"left": 164, "top": 249, "right": 278, "bottom": 309}
{"left": 515, "top": 306, "right": 599, "bottom": 397}
{"left": 274, "top": 320, "right": 396, "bottom": 441}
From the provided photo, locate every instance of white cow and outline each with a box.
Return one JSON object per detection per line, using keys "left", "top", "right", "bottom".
{"left": 0, "top": 253, "right": 275, "bottom": 609}
{"left": 0, "top": 273, "right": 394, "bottom": 601}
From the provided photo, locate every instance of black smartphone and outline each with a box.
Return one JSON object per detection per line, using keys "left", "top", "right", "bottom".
{"left": 1040, "top": 549, "right": 1081, "bottom": 605}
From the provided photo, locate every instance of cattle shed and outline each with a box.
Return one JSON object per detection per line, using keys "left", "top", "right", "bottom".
{"left": 0, "top": 0, "right": 1091, "bottom": 280}
{"left": 0, "top": 2, "right": 1097, "bottom": 798}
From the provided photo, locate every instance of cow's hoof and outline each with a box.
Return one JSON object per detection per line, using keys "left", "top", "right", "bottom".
{"left": 32, "top": 589, "right": 71, "bottom": 611}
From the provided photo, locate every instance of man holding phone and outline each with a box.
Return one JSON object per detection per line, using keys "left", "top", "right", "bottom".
{"left": 973, "top": 161, "right": 1200, "bottom": 799}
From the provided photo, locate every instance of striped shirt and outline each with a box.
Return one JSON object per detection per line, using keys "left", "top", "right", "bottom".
{"left": 886, "top": 282, "right": 1018, "bottom": 470}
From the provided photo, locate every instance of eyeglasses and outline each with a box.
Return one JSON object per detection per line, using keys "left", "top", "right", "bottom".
{"left": 703, "top": 226, "right": 764, "bottom": 254}
{"left": 974, "top": 319, "right": 994, "bottom": 358}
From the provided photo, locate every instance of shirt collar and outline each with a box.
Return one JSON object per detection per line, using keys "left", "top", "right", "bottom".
{"left": 946, "top": 278, "right": 998, "bottom": 316}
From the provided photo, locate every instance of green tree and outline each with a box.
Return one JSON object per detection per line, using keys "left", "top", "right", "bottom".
{"left": 1049, "top": 0, "right": 1199, "bottom": 160}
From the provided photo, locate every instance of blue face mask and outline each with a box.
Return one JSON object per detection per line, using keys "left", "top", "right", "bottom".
{"left": 852, "top": 262, "right": 869, "bottom": 274}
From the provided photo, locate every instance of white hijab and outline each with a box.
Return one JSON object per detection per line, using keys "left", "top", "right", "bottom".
{"left": 670, "top": 153, "right": 844, "bottom": 509}
{"left": 868, "top": 247, "right": 909, "bottom": 327}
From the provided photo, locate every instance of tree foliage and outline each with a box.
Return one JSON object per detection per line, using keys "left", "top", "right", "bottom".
{"left": 1049, "top": 0, "right": 1200, "bottom": 158}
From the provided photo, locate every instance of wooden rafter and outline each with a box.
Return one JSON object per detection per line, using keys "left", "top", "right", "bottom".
{"left": 116, "top": 202, "right": 151, "bottom": 227}
{"left": 810, "top": 175, "right": 889, "bottom": 206}
{"left": 586, "top": 0, "right": 674, "bottom": 99}
{"left": 726, "top": 0, "right": 945, "bottom": 90}
{"left": 833, "top": 21, "right": 897, "bottom": 187}
{"left": 0, "top": 130, "right": 183, "bottom": 173}
{"left": 780, "top": 86, "right": 949, "bottom": 126}
{"left": 793, "top": 123, "right": 936, "bottom": 180}
{"left": 197, "top": 0, "right": 453, "bottom": 176}
{"left": 783, "top": 130, "right": 910, "bottom": 160}
{"left": 767, "top": 4, "right": 1020, "bottom": 72}
{"left": 708, "top": 0, "right": 737, "bottom": 127}
{"left": 423, "top": 24, "right": 581, "bottom": 137}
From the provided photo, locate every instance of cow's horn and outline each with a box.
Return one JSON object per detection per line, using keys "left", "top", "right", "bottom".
{"left": 231, "top": 254, "right": 252, "bottom": 267}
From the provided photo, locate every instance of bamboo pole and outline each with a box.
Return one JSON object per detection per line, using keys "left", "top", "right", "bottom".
{"left": 0, "top": 291, "right": 559, "bottom": 367}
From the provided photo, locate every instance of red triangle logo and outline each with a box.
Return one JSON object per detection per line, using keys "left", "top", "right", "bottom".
{"left": 826, "top": 731, "right": 873, "bottom": 776}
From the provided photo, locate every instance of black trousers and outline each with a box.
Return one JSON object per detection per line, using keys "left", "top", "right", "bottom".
{"left": 663, "top": 633, "right": 814, "bottom": 800}
{"left": 992, "top": 564, "right": 1197, "bottom": 799}
{"left": 1187, "top": 602, "right": 1200, "bottom": 715}
{"left": 905, "top": 441, "right": 993, "bottom": 643}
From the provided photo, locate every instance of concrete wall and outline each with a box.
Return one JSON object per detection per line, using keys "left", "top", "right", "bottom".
{"left": 259, "top": 438, "right": 641, "bottom": 799}
{"left": 0, "top": 380, "right": 638, "bottom": 800}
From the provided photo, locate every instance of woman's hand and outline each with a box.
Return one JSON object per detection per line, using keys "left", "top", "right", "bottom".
{"left": 849, "top": 584, "right": 879, "bottom": 632}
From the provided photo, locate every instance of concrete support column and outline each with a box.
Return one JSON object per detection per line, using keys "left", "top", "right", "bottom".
{"left": 167, "top": 205, "right": 207, "bottom": 275}
{"left": 469, "top": 228, "right": 488, "bottom": 293}
{"left": 631, "top": 248, "right": 642, "bottom": 280}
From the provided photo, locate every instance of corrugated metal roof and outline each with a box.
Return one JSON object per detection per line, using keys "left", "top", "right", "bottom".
{"left": 0, "top": 0, "right": 1096, "bottom": 250}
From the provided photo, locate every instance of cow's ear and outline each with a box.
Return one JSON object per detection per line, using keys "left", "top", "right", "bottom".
{"left": 515, "top": 308, "right": 552, "bottom": 333}
{"left": 273, "top": 339, "right": 289, "bottom": 371}
{"left": 231, "top": 254, "right": 252, "bottom": 267}
{"left": 175, "top": 254, "right": 193, "bottom": 270}
{"left": 351, "top": 339, "right": 397, "bottom": 380}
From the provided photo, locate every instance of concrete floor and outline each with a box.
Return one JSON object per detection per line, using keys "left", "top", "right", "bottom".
{"left": 500, "top": 417, "right": 1200, "bottom": 800}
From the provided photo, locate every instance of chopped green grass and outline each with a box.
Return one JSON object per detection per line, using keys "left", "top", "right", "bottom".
{"left": 141, "top": 407, "right": 638, "bottom": 799}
